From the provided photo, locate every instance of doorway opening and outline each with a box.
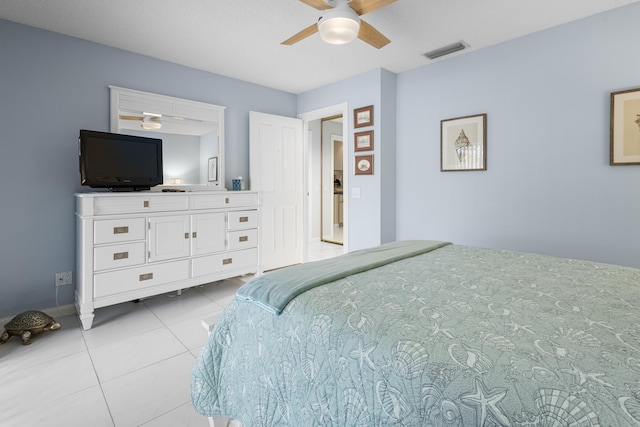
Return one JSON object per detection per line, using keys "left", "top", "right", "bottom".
{"left": 299, "top": 102, "right": 349, "bottom": 262}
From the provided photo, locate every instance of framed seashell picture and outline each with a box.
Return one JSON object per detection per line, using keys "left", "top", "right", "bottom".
{"left": 441, "top": 113, "right": 487, "bottom": 171}
{"left": 355, "top": 154, "right": 374, "bottom": 175}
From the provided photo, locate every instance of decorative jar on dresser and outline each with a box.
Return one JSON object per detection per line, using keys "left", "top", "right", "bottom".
{"left": 75, "top": 190, "right": 259, "bottom": 329}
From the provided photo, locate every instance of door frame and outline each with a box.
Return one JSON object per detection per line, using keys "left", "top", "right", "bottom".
{"left": 298, "top": 102, "right": 349, "bottom": 261}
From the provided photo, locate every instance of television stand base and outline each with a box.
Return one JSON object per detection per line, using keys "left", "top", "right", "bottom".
{"left": 107, "top": 186, "right": 151, "bottom": 192}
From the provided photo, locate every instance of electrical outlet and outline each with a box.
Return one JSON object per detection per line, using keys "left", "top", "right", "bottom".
{"left": 55, "top": 271, "right": 73, "bottom": 287}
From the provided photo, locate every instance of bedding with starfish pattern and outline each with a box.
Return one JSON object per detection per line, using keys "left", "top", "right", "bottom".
{"left": 191, "top": 241, "right": 640, "bottom": 426}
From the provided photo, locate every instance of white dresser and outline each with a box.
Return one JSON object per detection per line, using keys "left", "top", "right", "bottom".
{"left": 75, "top": 191, "right": 259, "bottom": 330}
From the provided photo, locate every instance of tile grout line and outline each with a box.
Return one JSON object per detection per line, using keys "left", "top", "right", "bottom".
{"left": 79, "top": 318, "right": 117, "bottom": 427}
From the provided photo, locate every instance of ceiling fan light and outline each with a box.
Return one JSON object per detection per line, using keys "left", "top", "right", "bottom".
{"left": 318, "top": 7, "right": 360, "bottom": 45}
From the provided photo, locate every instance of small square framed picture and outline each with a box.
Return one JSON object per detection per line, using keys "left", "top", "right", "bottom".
{"left": 354, "top": 154, "right": 374, "bottom": 175}
{"left": 354, "top": 105, "right": 374, "bottom": 128}
{"left": 354, "top": 130, "right": 374, "bottom": 152}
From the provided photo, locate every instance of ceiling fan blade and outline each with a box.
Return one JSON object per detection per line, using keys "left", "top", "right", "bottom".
{"left": 358, "top": 19, "right": 390, "bottom": 49}
{"left": 119, "top": 115, "right": 143, "bottom": 121}
{"left": 299, "top": 0, "right": 333, "bottom": 10}
{"left": 348, "top": 0, "right": 397, "bottom": 15}
{"left": 281, "top": 23, "right": 319, "bottom": 45}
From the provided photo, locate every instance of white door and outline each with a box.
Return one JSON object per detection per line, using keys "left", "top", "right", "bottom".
{"left": 250, "top": 111, "right": 304, "bottom": 271}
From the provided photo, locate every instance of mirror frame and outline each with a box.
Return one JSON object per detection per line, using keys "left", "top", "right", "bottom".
{"left": 109, "top": 85, "right": 226, "bottom": 190}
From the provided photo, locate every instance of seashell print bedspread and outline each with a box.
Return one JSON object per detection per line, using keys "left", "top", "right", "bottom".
{"left": 236, "top": 240, "right": 450, "bottom": 315}
{"left": 191, "top": 244, "right": 640, "bottom": 426}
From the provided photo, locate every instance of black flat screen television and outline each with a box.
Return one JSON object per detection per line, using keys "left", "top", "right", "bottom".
{"left": 79, "top": 129, "right": 163, "bottom": 191}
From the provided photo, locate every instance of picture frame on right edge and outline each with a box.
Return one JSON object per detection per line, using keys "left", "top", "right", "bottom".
{"left": 441, "top": 113, "right": 487, "bottom": 171}
{"left": 610, "top": 87, "right": 640, "bottom": 165}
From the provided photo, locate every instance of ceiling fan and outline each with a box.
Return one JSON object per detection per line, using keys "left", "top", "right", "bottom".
{"left": 119, "top": 113, "right": 163, "bottom": 130}
{"left": 282, "top": 0, "right": 397, "bottom": 49}
{"left": 118, "top": 111, "right": 218, "bottom": 136}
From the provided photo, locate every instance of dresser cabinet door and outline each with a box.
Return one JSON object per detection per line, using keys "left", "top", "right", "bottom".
{"left": 191, "top": 213, "right": 226, "bottom": 256}
{"left": 148, "top": 215, "right": 190, "bottom": 262}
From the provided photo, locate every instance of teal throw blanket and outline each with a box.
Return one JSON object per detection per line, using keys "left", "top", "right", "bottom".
{"left": 235, "top": 240, "right": 450, "bottom": 314}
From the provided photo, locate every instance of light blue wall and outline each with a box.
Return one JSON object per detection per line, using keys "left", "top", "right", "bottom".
{"left": 379, "top": 69, "right": 397, "bottom": 244}
{"left": 395, "top": 3, "right": 640, "bottom": 267}
{"left": 0, "top": 19, "right": 296, "bottom": 317}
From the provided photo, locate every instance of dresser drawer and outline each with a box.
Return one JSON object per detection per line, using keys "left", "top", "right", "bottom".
{"left": 94, "top": 242, "right": 146, "bottom": 272}
{"left": 228, "top": 229, "right": 258, "bottom": 250}
{"left": 94, "top": 218, "right": 146, "bottom": 244}
{"left": 192, "top": 248, "right": 258, "bottom": 278}
{"left": 227, "top": 210, "right": 258, "bottom": 230}
{"left": 94, "top": 260, "right": 190, "bottom": 299}
{"left": 93, "top": 195, "right": 189, "bottom": 215}
{"left": 191, "top": 192, "right": 258, "bottom": 210}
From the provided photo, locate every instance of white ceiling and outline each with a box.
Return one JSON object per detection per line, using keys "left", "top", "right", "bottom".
{"left": 1, "top": 0, "right": 639, "bottom": 94}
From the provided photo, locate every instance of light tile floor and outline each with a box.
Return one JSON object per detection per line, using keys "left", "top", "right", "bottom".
{"left": 322, "top": 225, "right": 344, "bottom": 246}
{"left": 0, "top": 241, "right": 343, "bottom": 427}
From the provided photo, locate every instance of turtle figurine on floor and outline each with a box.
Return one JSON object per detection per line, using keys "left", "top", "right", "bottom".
{"left": 0, "top": 310, "right": 61, "bottom": 345}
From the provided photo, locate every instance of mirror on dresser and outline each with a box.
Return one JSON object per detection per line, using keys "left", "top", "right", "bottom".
{"left": 109, "top": 86, "right": 226, "bottom": 190}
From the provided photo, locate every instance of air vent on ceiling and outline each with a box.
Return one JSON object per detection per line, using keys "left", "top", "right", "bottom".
{"left": 423, "top": 41, "right": 467, "bottom": 60}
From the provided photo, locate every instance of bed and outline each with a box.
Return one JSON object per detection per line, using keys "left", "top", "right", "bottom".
{"left": 191, "top": 240, "right": 640, "bottom": 426}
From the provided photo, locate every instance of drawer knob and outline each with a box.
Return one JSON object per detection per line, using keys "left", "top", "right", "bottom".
{"left": 239, "top": 217, "right": 249, "bottom": 223}
{"left": 113, "top": 226, "right": 129, "bottom": 234}
{"left": 222, "top": 258, "right": 233, "bottom": 265}
{"left": 239, "top": 236, "right": 248, "bottom": 242}
{"left": 143, "top": 201, "right": 150, "bottom": 208}
{"left": 113, "top": 251, "right": 129, "bottom": 260}
{"left": 139, "top": 273, "right": 153, "bottom": 281}
{"left": 225, "top": 197, "right": 230, "bottom": 204}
